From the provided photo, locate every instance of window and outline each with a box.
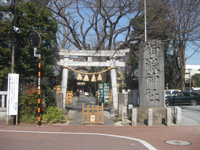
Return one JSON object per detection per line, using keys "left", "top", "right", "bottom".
{"left": 183, "top": 92, "right": 190, "bottom": 96}
{"left": 177, "top": 93, "right": 182, "bottom": 97}
{"left": 193, "top": 93, "right": 199, "bottom": 96}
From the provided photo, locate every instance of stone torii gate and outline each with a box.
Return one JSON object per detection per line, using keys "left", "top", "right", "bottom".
{"left": 58, "top": 49, "right": 130, "bottom": 110}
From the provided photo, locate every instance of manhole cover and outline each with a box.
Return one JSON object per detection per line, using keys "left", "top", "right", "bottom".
{"left": 165, "top": 140, "right": 191, "bottom": 146}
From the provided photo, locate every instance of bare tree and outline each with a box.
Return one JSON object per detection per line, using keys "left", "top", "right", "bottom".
{"left": 32, "top": 0, "right": 142, "bottom": 83}
{"left": 55, "top": 1, "right": 74, "bottom": 49}
{"left": 33, "top": 0, "right": 200, "bottom": 90}
{"left": 120, "top": 0, "right": 200, "bottom": 90}
{"left": 34, "top": 0, "right": 141, "bottom": 50}
{"left": 166, "top": 0, "right": 200, "bottom": 90}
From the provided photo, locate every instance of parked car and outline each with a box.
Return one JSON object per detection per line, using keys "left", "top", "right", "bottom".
{"left": 165, "top": 89, "right": 181, "bottom": 97}
{"left": 165, "top": 91, "right": 200, "bottom": 106}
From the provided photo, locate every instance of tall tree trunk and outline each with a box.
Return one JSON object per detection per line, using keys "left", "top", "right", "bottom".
{"left": 179, "top": 48, "right": 186, "bottom": 91}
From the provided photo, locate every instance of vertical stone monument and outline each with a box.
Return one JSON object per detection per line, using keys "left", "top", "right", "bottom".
{"left": 137, "top": 40, "right": 167, "bottom": 125}
{"left": 139, "top": 40, "right": 165, "bottom": 107}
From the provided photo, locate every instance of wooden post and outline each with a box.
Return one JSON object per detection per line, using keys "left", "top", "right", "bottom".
{"left": 82, "top": 103, "right": 84, "bottom": 123}
{"left": 87, "top": 105, "right": 89, "bottom": 122}
{"left": 92, "top": 105, "right": 94, "bottom": 115}
{"left": 101, "top": 103, "right": 104, "bottom": 123}
{"left": 97, "top": 105, "right": 99, "bottom": 122}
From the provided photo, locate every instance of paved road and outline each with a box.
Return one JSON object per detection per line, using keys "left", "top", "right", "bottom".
{"left": 180, "top": 106, "right": 200, "bottom": 126}
{"left": 0, "top": 123, "right": 200, "bottom": 150}
{"left": 168, "top": 105, "right": 200, "bottom": 126}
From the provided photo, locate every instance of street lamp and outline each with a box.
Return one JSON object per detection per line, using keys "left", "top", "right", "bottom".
{"left": 0, "top": 0, "right": 19, "bottom": 73}
{"left": 0, "top": 0, "right": 12, "bottom": 8}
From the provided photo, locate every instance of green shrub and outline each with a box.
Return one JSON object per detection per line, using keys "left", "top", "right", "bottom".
{"left": 43, "top": 86, "right": 56, "bottom": 107}
{"left": 42, "top": 106, "right": 67, "bottom": 124}
{"left": 19, "top": 86, "right": 66, "bottom": 124}
{"left": 20, "top": 114, "right": 37, "bottom": 124}
{"left": 19, "top": 90, "right": 46, "bottom": 123}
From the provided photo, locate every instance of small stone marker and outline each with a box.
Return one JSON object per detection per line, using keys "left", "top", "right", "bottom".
{"left": 122, "top": 106, "right": 127, "bottom": 122}
{"left": 56, "top": 93, "right": 63, "bottom": 110}
{"left": 166, "top": 108, "right": 172, "bottom": 126}
{"left": 175, "top": 107, "right": 181, "bottom": 125}
{"left": 132, "top": 108, "right": 137, "bottom": 126}
{"left": 148, "top": 109, "right": 153, "bottom": 126}
{"left": 128, "top": 104, "right": 133, "bottom": 116}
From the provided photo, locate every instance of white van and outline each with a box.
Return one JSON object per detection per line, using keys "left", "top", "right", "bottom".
{"left": 165, "top": 89, "right": 181, "bottom": 97}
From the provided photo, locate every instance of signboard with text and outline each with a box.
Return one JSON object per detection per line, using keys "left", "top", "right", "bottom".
{"left": 103, "top": 83, "right": 110, "bottom": 104}
{"left": 7, "top": 74, "right": 19, "bottom": 116}
{"left": 98, "top": 83, "right": 104, "bottom": 104}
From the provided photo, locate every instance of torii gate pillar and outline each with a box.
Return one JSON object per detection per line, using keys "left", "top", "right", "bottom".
{"left": 61, "top": 56, "right": 69, "bottom": 109}
{"left": 110, "top": 59, "right": 118, "bottom": 109}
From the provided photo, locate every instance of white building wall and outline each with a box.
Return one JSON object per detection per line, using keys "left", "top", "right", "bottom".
{"left": 185, "top": 65, "right": 200, "bottom": 81}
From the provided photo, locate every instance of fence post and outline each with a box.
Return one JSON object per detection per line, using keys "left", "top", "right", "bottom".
{"left": 82, "top": 103, "right": 85, "bottom": 124}
{"left": 87, "top": 105, "right": 90, "bottom": 122}
{"left": 97, "top": 105, "right": 99, "bottom": 122}
{"left": 101, "top": 103, "right": 104, "bottom": 124}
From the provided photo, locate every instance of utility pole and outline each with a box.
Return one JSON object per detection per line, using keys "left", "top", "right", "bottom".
{"left": 11, "top": 2, "right": 16, "bottom": 73}
{"left": 188, "top": 69, "right": 192, "bottom": 92}
{"left": 11, "top": 0, "right": 16, "bottom": 125}
{"left": 144, "top": 0, "right": 147, "bottom": 42}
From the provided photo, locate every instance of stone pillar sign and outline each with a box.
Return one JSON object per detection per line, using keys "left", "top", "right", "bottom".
{"left": 139, "top": 40, "right": 165, "bottom": 107}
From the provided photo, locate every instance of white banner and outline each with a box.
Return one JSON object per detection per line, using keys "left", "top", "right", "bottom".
{"left": 7, "top": 74, "right": 19, "bottom": 116}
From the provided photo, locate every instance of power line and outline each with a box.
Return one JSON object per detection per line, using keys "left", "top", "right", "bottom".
{"left": 186, "top": 45, "right": 200, "bottom": 59}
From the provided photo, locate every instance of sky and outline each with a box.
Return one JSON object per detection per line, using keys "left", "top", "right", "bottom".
{"left": 186, "top": 52, "right": 200, "bottom": 65}
{"left": 185, "top": 42, "right": 200, "bottom": 65}
{"left": 54, "top": 1, "right": 200, "bottom": 66}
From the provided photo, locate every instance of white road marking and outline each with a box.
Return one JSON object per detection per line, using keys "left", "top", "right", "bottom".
{"left": 0, "top": 129, "right": 157, "bottom": 150}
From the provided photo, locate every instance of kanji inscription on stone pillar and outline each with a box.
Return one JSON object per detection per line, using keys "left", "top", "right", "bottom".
{"left": 139, "top": 40, "right": 165, "bottom": 107}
